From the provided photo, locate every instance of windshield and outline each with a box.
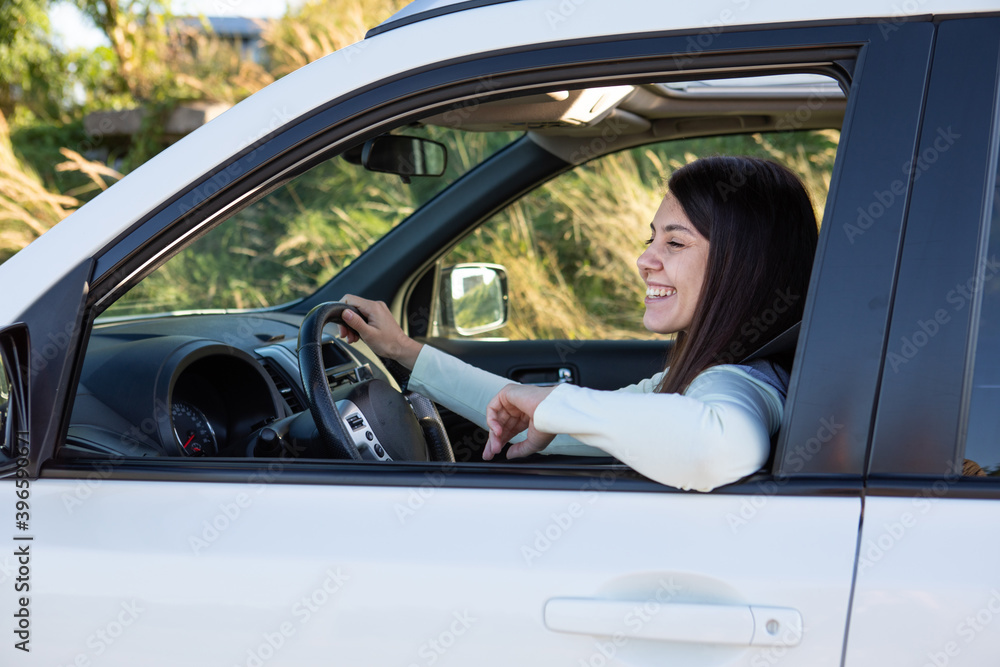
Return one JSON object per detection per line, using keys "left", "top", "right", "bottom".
{"left": 103, "top": 125, "right": 519, "bottom": 318}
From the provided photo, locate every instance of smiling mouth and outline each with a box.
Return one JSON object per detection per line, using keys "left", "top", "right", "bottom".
{"left": 645, "top": 286, "right": 676, "bottom": 298}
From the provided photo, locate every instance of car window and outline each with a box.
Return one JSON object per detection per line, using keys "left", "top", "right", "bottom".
{"left": 101, "top": 125, "right": 519, "bottom": 318}
{"left": 958, "top": 140, "right": 1000, "bottom": 477}
{"left": 436, "top": 130, "right": 838, "bottom": 340}
{"left": 67, "top": 66, "right": 848, "bottom": 471}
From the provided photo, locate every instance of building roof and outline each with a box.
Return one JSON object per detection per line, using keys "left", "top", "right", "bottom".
{"left": 174, "top": 16, "right": 273, "bottom": 38}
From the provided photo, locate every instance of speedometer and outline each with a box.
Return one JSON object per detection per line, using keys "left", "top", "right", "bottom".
{"left": 172, "top": 401, "right": 217, "bottom": 456}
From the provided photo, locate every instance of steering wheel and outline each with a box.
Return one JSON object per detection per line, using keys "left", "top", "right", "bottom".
{"left": 297, "top": 301, "right": 454, "bottom": 462}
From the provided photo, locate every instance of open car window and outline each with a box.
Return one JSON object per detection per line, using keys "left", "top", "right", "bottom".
{"left": 101, "top": 126, "right": 520, "bottom": 318}
{"left": 67, "top": 70, "right": 845, "bottom": 467}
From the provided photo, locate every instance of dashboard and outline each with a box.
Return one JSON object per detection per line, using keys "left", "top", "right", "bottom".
{"left": 64, "top": 312, "right": 393, "bottom": 460}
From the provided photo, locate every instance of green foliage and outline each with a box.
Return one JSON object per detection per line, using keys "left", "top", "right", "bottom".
{"left": 0, "top": 0, "right": 74, "bottom": 122}
{"left": 108, "top": 124, "right": 517, "bottom": 316}
{"left": 106, "top": 126, "right": 839, "bottom": 343}
{"left": 0, "top": 0, "right": 409, "bottom": 265}
{"left": 443, "top": 130, "right": 840, "bottom": 340}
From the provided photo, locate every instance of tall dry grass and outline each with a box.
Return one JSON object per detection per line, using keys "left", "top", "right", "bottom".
{"left": 444, "top": 130, "right": 840, "bottom": 341}
{"left": 0, "top": 111, "right": 123, "bottom": 263}
{"left": 261, "top": 0, "right": 408, "bottom": 79}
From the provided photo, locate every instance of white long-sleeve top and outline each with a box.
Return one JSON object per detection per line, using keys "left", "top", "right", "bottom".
{"left": 407, "top": 345, "right": 785, "bottom": 492}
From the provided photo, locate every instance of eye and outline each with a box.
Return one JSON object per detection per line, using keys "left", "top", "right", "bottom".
{"left": 667, "top": 240, "right": 684, "bottom": 248}
{"left": 644, "top": 236, "right": 654, "bottom": 246}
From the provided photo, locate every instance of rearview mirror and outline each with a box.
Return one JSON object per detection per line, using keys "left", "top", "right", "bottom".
{"left": 357, "top": 135, "right": 447, "bottom": 180}
{"left": 439, "top": 264, "right": 508, "bottom": 336}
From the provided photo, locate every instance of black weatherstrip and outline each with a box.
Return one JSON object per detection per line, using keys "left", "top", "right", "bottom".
{"left": 42, "top": 459, "right": 864, "bottom": 496}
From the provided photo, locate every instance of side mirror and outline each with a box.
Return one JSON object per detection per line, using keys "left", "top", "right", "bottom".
{"left": 439, "top": 263, "right": 509, "bottom": 336}
{"left": 343, "top": 135, "right": 447, "bottom": 180}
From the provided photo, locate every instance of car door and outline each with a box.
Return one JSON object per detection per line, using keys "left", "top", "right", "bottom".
{"left": 843, "top": 17, "right": 1000, "bottom": 666}
{"left": 1, "top": 11, "right": 936, "bottom": 667}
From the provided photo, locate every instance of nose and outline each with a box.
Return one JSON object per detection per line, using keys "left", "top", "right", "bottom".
{"left": 636, "top": 245, "right": 659, "bottom": 274}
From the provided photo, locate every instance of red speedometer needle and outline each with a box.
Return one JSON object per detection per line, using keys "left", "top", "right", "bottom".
{"left": 182, "top": 434, "right": 195, "bottom": 450}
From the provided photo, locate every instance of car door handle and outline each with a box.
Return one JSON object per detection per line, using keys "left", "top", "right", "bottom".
{"left": 543, "top": 598, "right": 802, "bottom": 647}
{"left": 510, "top": 366, "right": 575, "bottom": 385}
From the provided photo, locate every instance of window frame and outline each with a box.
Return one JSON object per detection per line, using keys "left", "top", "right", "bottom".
{"left": 0, "top": 325, "right": 31, "bottom": 475}
{"left": 24, "top": 21, "right": 933, "bottom": 495}
{"left": 867, "top": 16, "right": 1000, "bottom": 490}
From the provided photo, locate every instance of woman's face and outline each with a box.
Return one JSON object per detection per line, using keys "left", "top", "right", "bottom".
{"left": 636, "top": 192, "right": 710, "bottom": 334}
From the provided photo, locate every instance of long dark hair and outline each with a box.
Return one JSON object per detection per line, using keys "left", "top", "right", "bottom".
{"left": 657, "top": 156, "right": 818, "bottom": 394}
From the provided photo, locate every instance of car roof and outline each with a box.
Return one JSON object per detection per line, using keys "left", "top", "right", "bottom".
{"left": 371, "top": 0, "right": 1000, "bottom": 37}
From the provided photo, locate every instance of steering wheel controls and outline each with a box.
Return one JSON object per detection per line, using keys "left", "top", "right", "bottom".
{"left": 337, "top": 399, "right": 392, "bottom": 461}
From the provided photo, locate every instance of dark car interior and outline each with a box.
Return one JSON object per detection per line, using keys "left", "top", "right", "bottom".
{"left": 63, "top": 71, "right": 847, "bottom": 472}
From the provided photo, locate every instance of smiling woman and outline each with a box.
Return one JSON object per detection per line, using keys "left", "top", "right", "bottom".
{"left": 14, "top": 0, "right": 999, "bottom": 661}
{"left": 340, "top": 155, "right": 819, "bottom": 490}
{"left": 637, "top": 193, "right": 710, "bottom": 336}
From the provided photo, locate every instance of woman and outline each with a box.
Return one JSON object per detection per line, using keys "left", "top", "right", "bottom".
{"left": 339, "top": 156, "right": 819, "bottom": 491}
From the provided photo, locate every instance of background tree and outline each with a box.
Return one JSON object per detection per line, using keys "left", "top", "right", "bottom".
{"left": 0, "top": 0, "right": 75, "bottom": 122}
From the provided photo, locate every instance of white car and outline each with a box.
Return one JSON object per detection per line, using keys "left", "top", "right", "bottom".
{"left": 3, "top": 1, "right": 1000, "bottom": 665}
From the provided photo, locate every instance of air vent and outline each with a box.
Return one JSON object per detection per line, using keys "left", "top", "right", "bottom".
{"left": 261, "top": 360, "right": 304, "bottom": 414}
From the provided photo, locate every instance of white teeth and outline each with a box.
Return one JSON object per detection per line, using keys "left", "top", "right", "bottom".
{"left": 646, "top": 287, "right": 676, "bottom": 298}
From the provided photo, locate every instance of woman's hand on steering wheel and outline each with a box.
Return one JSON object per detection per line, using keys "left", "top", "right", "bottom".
{"left": 338, "top": 294, "right": 423, "bottom": 369}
